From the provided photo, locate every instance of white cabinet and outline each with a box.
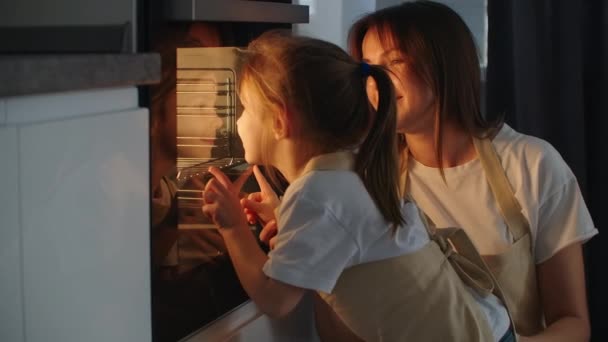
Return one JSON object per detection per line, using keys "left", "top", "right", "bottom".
{"left": 0, "top": 87, "right": 151, "bottom": 342}
{"left": 0, "top": 123, "right": 23, "bottom": 342}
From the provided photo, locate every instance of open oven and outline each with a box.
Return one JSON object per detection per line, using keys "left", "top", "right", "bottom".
{"left": 141, "top": 1, "right": 308, "bottom": 341}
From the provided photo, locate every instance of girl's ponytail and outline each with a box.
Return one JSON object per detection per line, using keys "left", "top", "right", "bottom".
{"left": 355, "top": 64, "right": 405, "bottom": 231}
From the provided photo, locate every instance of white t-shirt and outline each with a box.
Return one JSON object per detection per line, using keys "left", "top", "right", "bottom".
{"left": 407, "top": 124, "right": 598, "bottom": 263}
{"left": 262, "top": 161, "right": 509, "bottom": 341}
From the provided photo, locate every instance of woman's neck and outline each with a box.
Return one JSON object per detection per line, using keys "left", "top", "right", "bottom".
{"left": 404, "top": 124, "right": 476, "bottom": 168}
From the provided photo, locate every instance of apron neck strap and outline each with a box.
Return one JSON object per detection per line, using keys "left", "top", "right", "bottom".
{"left": 400, "top": 138, "right": 529, "bottom": 242}
{"left": 472, "top": 138, "right": 528, "bottom": 241}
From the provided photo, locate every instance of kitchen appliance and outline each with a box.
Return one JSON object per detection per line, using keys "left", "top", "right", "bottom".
{"left": 142, "top": 1, "right": 308, "bottom": 341}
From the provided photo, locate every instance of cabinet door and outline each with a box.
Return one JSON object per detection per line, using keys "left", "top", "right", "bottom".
{"left": 0, "top": 125, "right": 24, "bottom": 342}
{"left": 19, "top": 108, "right": 151, "bottom": 342}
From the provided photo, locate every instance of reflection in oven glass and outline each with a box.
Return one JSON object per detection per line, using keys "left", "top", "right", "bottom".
{"left": 151, "top": 163, "right": 260, "bottom": 342}
{"left": 148, "top": 20, "right": 289, "bottom": 341}
{"left": 149, "top": 44, "right": 256, "bottom": 342}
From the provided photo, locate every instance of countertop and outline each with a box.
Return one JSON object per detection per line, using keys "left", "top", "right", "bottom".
{"left": 182, "top": 295, "right": 320, "bottom": 342}
{"left": 0, "top": 53, "right": 160, "bottom": 97}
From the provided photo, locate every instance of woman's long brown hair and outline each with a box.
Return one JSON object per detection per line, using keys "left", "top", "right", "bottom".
{"left": 349, "top": 1, "right": 503, "bottom": 176}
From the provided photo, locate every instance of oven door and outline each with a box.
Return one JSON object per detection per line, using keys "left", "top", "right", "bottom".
{"left": 145, "top": 2, "right": 309, "bottom": 340}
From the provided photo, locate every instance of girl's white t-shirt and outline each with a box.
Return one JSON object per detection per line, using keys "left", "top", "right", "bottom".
{"left": 407, "top": 124, "right": 598, "bottom": 263}
{"left": 262, "top": 163, "right": 509, "bottom": 341}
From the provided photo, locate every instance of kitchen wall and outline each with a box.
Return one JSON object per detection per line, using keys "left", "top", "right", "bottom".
{"left": 295, "top": 0, "right": 487, "bottom": 66}
{"left": 294, "top": 0, "right": 375, "bottom": 50}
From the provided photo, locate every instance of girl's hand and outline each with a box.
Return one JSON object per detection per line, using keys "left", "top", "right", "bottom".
{"left": 241, "top": 165, "right": 281, "bottom": 225}
{"left": 258, "top": 219, "right": 278, "bottom": 250}
{"left": 201, "top": 167, "right": 252, "bottom": 229}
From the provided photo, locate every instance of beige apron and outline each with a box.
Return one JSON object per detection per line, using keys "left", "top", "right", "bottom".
{"left": 307, "top": 152, "right": 508, "bottom": 342}
{"left": 402, "top": 138, "right": 544, "bottom": 336}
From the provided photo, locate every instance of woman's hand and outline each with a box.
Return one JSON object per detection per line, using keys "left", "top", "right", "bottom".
{"left": 201, "top": 166, "right": 252, "bottom": 229}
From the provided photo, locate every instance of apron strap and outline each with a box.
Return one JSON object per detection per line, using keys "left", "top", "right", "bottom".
{"left": 472, "top": 138, "right": 529, "bottom": 241}
{"left": 400, "top": 139, "right": 530, "bottom": 243}
{"left": 412, "top": 192, "right": 495, "bottom": 297}
{"left": 433, "top": 227, "right": 496, "bottom": 297}
{"left": 437, "top": 227, "right": 517, "bottom": 335}
{"left": 400, "top": 142, "right": 521, "bottom": 336}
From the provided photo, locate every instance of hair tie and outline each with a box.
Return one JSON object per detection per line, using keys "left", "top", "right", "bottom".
{"left": 360, "top": 62, "right": 371, "bottom": 77}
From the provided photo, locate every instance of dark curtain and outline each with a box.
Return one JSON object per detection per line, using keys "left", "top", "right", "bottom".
{"left": 486, "top": 0, "right": 608, "bottom": 340}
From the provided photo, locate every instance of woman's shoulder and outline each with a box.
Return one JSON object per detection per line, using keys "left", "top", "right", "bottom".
{"left": 493, "top": 124, "right": 571, "bottom": 172}
{"left": 492, "top": 124, "right": 576, "bottom": 199}
{"left": 493, "top": 124, "right": 554, "bottom": 157}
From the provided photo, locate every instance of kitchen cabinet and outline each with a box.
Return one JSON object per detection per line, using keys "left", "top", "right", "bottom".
{"left": 0, "top": 86, "right": 151, "bottom": 342}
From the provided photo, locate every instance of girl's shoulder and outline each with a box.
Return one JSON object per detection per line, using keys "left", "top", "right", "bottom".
{"left": 288, "top": 169, "right": 365, "bottom": 200}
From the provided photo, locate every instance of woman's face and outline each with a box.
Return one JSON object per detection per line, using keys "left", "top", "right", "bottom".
{"left": 237, "top": 82, "right": 269, "bottom": 165}
{"left": 362, "top": 28, "right": 436, "bottom": 134}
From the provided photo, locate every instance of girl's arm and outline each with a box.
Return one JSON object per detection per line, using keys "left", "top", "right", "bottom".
{"left": 523, "top": 243, "right": 590, "bottom": 342}
{"left": 219, "top": 225, "right": 306, "bottom": 318}
{"left": 202, "top": 167, "right": 306, "bottom": 318}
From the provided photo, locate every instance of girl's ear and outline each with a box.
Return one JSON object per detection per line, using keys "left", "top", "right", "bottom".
{"left": 272, "top": 107, "right": 291, "bottom": 140}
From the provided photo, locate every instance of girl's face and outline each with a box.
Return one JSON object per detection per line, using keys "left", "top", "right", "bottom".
{"left": 237, "top": 83, "right": 269, "bottom": 165}
{"left": 362, "top": 28, "right": 436, "bottom": 134}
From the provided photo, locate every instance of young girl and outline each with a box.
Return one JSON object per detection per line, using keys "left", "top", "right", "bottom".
{"left": 201, "top": 31, "right": 514, "bottom": 341}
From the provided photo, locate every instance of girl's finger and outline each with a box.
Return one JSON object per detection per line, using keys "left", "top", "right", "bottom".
{"left": 241, "top": 198, "right": 266, "bottom": 213}
{"left": 259, "top": 219, "right": 278, "bottom": 244}
{"left": 201, "top": 203, "right": 215, "bottom": 220}
{"left": 233, "top": 166, "right": 253, "bottom": 193}
{"left": 248, "top": 192, "right": 263, "bottom": 202}
{"left": 203, "top": 189, "right": 217, "bottom": 204}
{"left": 191, "top": 177, "right": 206, "bottom": 191}
{"left": 241, "top": 200, "right": 258, "bottom": 224}
{"left": 253, "top": 165, "right": 274, "bottom": 194}
{"left": 206, "top": 178, "right": 230, "bottom": 197}
{"left": 208, "top": 167, "right": 233, "bottom": 190}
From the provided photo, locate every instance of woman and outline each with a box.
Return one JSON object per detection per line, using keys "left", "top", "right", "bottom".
{"left": 343, "top": 1, "right": 597, "bottom": 341}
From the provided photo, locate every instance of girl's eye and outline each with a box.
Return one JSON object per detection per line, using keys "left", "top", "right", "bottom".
{"left": 390, "top": 59, "right": 404, "bottom": 66}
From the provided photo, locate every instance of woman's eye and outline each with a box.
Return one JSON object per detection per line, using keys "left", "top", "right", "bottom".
{"left": 390, "top": 59, "right": 404, "bottom": 66}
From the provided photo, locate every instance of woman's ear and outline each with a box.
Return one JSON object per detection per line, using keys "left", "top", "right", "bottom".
{"left": 272, "top": 108, "right": 291, "bottom": 140}
{"left": 366, "top": 76, "right": 379, "bottom": 111}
